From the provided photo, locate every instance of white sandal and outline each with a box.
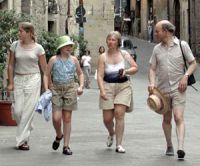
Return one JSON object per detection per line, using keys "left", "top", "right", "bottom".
{"left": 106, "top": 135, "right": 113, "bottom": 147}
{"left": 116, "top": 145, "right": 125, "bottom": 153}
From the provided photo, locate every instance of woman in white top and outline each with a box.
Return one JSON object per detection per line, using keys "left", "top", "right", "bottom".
{"left": 81, "top": 50, "right": 92, "bottom": 88}
{"left": 97, "top": 31, "right": 138, "bottom": 153}
{"left": 7, "top": 22, "right": 48, "bottom": 150}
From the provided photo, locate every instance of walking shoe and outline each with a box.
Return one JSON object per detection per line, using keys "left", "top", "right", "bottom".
{"left": 165, "top": 146, "right": 174, "bottom": 156}
{"left": 63, "top": 146, "right": 73, "bottom": 155}
{"left": 52, "top": 135, "right": 63, "bottom": 150}
{"left": 106, "top": 135, "right": 113, "bottom": 147}
{"left": 17, "top": 142, "right": 30, "bottom": 151}
{"left": 115, "top": 145, "right": 126, "bottom": 153}
{"left": 177, "top": 150, "right": 185, "bottom": 159}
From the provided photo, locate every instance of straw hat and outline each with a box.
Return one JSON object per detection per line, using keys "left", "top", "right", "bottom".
{"left": 147, "top": 88, "right": 169, "bottom": 114}
{"left": 56, "top": 35, "right": 74, "bottom": 52}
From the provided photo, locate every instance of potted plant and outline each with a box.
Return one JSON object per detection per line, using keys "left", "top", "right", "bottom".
{"left": 0, "top": 10, "right": 30, "bottom": 126}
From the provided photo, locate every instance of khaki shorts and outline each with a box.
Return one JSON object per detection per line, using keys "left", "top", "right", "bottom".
{"left": 51, "top": 81, "right": 78, "bottom": 111}
{"left": 99, "top": 81, "right": 133, "bottom": 112}
{"left": 164, "top": 89, "right": 186, "bottom": 110}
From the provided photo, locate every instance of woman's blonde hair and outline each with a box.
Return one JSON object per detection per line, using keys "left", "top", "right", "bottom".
{"left": 19, "top": 22, "right": 36, "bottom": 42}
{"left": 106, "top": 31, "right": 121, "bottom": 47}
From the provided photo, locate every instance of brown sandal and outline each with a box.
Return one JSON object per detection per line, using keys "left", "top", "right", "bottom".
{"left": 17, "top": 143, "right": 30, "bottom": 150}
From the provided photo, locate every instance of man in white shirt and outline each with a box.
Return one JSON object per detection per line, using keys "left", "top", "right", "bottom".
{"left": 148, "top": 20, "right": 197, "bottom": 159}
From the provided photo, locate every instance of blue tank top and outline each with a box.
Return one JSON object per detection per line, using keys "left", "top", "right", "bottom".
{"left": 52, "top": 57, "right": 76, "bottom": 84}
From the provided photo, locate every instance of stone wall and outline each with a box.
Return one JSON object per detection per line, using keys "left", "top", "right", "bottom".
{"left": 83, "top": 0, "right": 115, "bottom": 72}
{"left": 189, "top": 0, "right": 200, "bottom": 59}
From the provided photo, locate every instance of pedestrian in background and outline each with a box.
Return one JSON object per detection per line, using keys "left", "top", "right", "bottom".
{"left": 147, "top": 15, "right": 154, "bottom": 42}
{"left": 95, "top": 46, "right": 105, "bottom": 80}
{"left": 97, "top": 31, "right": 138, "bottom": 153}
{"left": 47, "top": 35, "right": 84, "bottom": 155}
{"left": 99, "top": 46, "right": 105, "bottom": 55}
{"left": 7, "top": 22, "right": 48, "bottom": 150}
{"left": 148, "top": 20, "right": 197, "bottom": 159}
{"left": 81, "top": 50, "right": 92, "bottom": 88}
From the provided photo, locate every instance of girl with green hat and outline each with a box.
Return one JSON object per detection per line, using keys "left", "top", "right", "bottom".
{"left": 47, "top": 35, "right": 84, "bottom": 155}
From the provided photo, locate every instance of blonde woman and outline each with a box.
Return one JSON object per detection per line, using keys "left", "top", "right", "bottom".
{"left": 7, "top": 22, "right": 48, "bottom": 150}
{"left": 97, "top": 31, "right": 138, "bottom": 153}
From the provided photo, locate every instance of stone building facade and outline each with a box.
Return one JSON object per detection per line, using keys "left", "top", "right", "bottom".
{"left": 129, "top": 0, "right": 200, "bottom": 59}
{"left": 130, "top": 0, "right": 189, "bottom": 41}
{"left": 0, "top": 0, "right": 78, "bottom": 36}
{"left": 0, "top": 0, "right": 115, "bottom": 71}
{"left": 189, "top": 0, "right": 200, "bottom": 59}
{"left": 83, "top": 0, "right": 115, "bottom": 71}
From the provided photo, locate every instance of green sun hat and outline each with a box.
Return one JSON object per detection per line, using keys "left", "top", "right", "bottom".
{"left": 56, "top": 35, "right": 74, "bottom": 52}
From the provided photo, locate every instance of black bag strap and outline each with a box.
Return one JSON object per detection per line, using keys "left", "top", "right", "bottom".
{"left": 180, "top": 40, "right": 198, "bottom": 91}
{"left": 179, "top": 40, "right": 188, "bottom": 70}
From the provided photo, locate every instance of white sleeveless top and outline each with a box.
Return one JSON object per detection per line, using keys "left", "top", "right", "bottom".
{"left": 104, "top": 53, "right": 125, "bottom": 75}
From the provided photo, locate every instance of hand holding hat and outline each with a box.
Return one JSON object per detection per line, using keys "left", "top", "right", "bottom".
{"left": 147, "top": 87, "right": 169, "bottom": 115}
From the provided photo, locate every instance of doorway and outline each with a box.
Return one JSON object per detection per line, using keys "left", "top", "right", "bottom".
{"left": 135, "top": 0, "right": 141, "bottom": 34}
{"left": 174, "top": 0, "right": 180, "bottom": 38}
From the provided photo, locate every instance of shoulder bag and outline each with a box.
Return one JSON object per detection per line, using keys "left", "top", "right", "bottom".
{"left": 179, "top": 40, "right": 196, "bottom": 86}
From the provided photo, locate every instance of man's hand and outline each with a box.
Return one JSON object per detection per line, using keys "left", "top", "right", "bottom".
{"left": 178, "top": 75, "right": 188, "bottom": 93}
{"left": 148, "top": 84, "right": 155, "bottom": 94}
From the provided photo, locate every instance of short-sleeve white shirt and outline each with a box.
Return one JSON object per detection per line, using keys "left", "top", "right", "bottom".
{"left": 149, "top": 37, "right": 195, "bottom": 93}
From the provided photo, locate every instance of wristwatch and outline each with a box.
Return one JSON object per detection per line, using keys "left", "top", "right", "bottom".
{"left": 184, "top": 73, "right": 189, "bottom": 77}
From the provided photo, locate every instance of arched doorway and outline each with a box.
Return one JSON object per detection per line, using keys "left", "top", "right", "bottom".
{"left": 174, "top": 0, "right": 180, "bottom": 38}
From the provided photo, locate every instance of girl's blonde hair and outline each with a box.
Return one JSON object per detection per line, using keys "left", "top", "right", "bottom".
{"left": 19, "top": 22, "right": 36, "bottom": 42}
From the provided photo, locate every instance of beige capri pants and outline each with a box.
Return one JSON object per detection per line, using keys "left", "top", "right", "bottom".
{"left": 99, "top": 80, "right": 133, "bottom": 112}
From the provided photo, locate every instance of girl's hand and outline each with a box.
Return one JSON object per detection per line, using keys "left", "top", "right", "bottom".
{"left": 77, "top": 86, "right": 83, "bottom": 96}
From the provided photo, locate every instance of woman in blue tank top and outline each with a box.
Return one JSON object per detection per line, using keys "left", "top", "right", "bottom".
{"left": 47, "top": 35, "right": 84, "bottom": 155}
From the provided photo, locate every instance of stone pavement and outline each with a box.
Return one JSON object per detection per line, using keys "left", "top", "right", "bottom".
{"left": 0, "top": 38, "right": 200, "bottom": 166}
{"left": 0, "top": 76, "right": 200, "bottom": 166}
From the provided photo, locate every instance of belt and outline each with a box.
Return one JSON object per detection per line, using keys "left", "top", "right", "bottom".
{"left": 103, "top": 75, "right": 128, "bottom": 83}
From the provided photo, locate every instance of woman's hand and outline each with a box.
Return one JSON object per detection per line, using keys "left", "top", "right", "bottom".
{"left": 7, "top": 84, "right": 14, "bottom": 97}
{"left": 118, "top": 68, "right": 126, "bottom": 77}
{"left": 100, "top": 91, "right": 108, "bottom": 100}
